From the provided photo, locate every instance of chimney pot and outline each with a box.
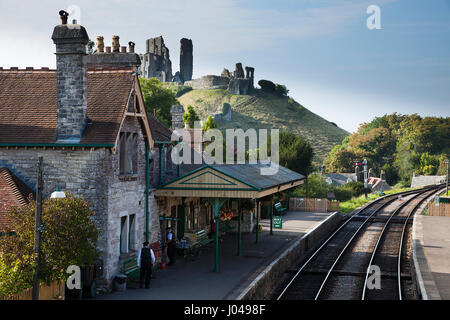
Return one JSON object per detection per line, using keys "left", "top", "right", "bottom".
{"left": 128, "top": 41, "right": 135, "bottom": 53}
{"left": 105, "top": 46, "right": 111, "bottom": 53}
{"left": 112, "top": 36, "right": 120, "bottom": 52}
{"left": 96, "top": 36, "right": 104, "bottom": 53}
{"left": 59, "top": 10, "right": 69, "bottom": 25}
{"left": 121, "top": 46, "right": 127, "bottom": 53}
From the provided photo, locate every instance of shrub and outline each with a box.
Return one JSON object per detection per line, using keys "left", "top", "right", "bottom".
{"left": 202, "top": 115, "right": 218, "bottom": 131}
{"left": 258, "top": 80, "right": 276, "bottom": 92}
{"left": 182, "top": 105, "right": 200, "bottom": 128}
{"left": 275, "top": 84, "right": 289, "bottom": 96}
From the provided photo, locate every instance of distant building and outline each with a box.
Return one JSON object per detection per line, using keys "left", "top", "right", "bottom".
{"left": 411, "top": 175, "right": 446, "bottom": 188}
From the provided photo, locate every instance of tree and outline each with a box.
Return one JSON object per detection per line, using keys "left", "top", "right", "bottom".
{"left": 202, "top": 115, "right": 218, "bottom": 131}
{"left": 275, "top": 84, "right": 289, "bottom": 96}
{"left": 247, "top": 131, "right": 314, "bottom": 176}
{"left": 324, "top": 113, "right": 449, "bottom": 185}
{"left": 139, "top": 78, "right": 178, "bottom": 127}
{"left": 87, "top": 39, "right": 96, "bottom": 54}
{"left": 0, "top": 193, "right": 100, "bottom": 297}
{"left": 183, "top": 105, "right": 200, "bottom": 128}
{"left": 279, "top": 132, "right": 314, "bottom": 176}
{"left": 258, "top": 80, "right": 276, "bottom": 93}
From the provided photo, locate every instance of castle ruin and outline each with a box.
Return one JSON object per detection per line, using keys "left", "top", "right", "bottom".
{"left": 139, "top": 36, "right": 193, "bottom": 83}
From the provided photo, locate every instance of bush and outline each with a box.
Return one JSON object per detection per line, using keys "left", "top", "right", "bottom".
{"left": 275, "top": 84, "right": 289, "bottom": 96}
{"left": 0, "top": 193, "right": 100, "bottom": 288}
{"left": 258, "top": 80, "right": 276, "bottom": 92}
{"left": 182, "top": 105, "right": 200, "bottom": 128}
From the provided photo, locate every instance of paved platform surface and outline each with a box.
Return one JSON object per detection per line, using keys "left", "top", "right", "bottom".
{"left": 414, "top": 214, "right": 450, "bottom": 300}
{"left": 95, "top": 211, "right": 332, "bottom": 300}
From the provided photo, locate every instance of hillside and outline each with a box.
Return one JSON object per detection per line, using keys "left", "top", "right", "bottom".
{"left": 176, "top": 88, "right": 349, "bottom": 164}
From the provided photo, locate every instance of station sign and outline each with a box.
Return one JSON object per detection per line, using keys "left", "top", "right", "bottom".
{"left": 273, "top": 216, "right": 282, "bottom": 229}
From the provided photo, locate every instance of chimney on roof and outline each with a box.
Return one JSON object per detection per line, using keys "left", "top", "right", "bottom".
{"left": 128, "top": 41, "right": 135, "bottom": 53}
{"left": 51, "top": 10, "right": 89, "bottom": 143}
{"left": 380, "top": 170, "right": 386, "bottom": 182}
{"left": 170, "top": 105, "right": 185, "bottom": 130}
{"left": 112, "top": 36, "right": 120, "bottom": 52}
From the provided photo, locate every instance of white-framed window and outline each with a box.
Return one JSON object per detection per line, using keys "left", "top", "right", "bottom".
{"left": 119, "top": 132, "right": 138, "bottom": 175}
{"left": 120, "top": 214, "right": 136, "bottom": 254}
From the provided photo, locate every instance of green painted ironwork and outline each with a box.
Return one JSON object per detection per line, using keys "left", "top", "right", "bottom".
{"left": 270, "top": 200, "right": 273, "bottom": 235}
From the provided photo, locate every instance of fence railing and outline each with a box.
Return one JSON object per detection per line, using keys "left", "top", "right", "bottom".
{"left": 5, "top": 281, "right": 65, "bottom": 300}
{"left": 289, "top": 198, "right": 339, "bottom": 213}
{"left": 427, "top": 202, "right": 450, "bottom": 217}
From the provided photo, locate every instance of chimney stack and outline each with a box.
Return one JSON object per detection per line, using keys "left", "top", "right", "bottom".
{"left": 170, "top": 105, "right": 185, "bottom": 130}
{"left": 96, "top": 36, "right": 104, "bottom": 53}
{"left": 128, "top": 41, "right": 135, "bottom": 53}
{"left": 380, "top": 170, "right": 386, "bottom": 181}
{"left": 51, "top": 10, "right": 89, "bottom": 142}
{"left": 112, "top": 36, "right": 120, "bottom": 52}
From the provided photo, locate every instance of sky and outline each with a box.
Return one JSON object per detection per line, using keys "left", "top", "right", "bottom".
{"left": 0, "top": 0, "right": 449, "bottom": 133}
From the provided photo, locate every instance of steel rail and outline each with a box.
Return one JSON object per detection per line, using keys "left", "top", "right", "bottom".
{"left": 361, "top": 190, "right": 427, "bottom": 299}
{"left": 397, "top": 187, "right": 446, "bottom": 300}
{"left": 276, "top": 186, "right": 433, "bottom": 300}
{"left": 315, "top": 186, "right": 441, "bottom": 300}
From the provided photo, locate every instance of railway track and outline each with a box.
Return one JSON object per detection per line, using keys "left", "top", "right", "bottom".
{"left": 276, "top": 185, "right": 444, "bottom": 300}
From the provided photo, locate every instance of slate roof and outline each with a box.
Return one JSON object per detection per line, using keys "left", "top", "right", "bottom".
{"left": 0, "top": 167, "right": 35, "bottom": 229}
{"left": 148, "top": 114, "right": 172, "bottom": 142}
{"left": 212, "top": 163, "right": 305, "bottom": 190}
{"left": 0, "top": 67, "right": 136, "bottom": 145}
{"left": 325, "top": 173, "right": 357, "bottom": 186}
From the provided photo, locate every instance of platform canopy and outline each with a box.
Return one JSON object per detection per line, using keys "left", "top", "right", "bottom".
{"left": 156, "top": 163, "right": 305, "bottom": 199}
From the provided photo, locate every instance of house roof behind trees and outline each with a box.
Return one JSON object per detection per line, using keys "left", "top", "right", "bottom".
{"left": 0, "top": 167, "right": 35, "bottom": 229}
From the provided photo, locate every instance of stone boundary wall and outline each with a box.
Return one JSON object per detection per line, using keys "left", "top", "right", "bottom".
{"left": 236, "top": 212, "right": 343, "bottom": 300}
{"left": 185, "top": 75, "right": 230, "bottom": 90}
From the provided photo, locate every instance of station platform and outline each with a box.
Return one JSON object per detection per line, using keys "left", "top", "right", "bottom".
{"left": 96, "top": 210, "right": 335, "bottom": 300}
{"left": 414, "top": 214, "right": 450, "bottom": 300}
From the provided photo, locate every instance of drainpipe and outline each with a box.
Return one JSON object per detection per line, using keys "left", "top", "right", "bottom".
{"left": 159, "top": 144, "right": 165, "bottom": 186}
{"left": 145, "top": 141, "right": 150, "bottom": 242}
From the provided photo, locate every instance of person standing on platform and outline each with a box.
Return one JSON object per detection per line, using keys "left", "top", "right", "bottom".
{"left": 166, "top": 227, "right": 177, "bottom": 266}
{"left": 137, "top": 241, "right": 155, "bottom": 289}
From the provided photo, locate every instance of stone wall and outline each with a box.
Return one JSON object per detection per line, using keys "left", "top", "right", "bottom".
{"left": 237, "top": 212, "right": 343, "bottom": 300}
{"left": 104, "top": 117, "right": 147, "bottom": 279}
{"left": 184, "top": 75, "right": 230, "bottom": 90}
{"left": 0, "top": 116, "right": 161, "bottom": 281}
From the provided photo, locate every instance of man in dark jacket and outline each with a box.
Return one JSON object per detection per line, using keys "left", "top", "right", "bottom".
{"left": 137, "top": 241, "right": 155, "bottom": 289}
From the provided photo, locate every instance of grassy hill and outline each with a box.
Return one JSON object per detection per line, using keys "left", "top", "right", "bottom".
{"left": 176, "top": 88, "right": 349, "bottom": 165}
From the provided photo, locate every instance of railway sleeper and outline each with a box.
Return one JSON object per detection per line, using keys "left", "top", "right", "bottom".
{"left": 286, "top": 268, "right": 412, "bottom": 280}
{"left": 351, "top": 216, "right": 413, "bottom": 224}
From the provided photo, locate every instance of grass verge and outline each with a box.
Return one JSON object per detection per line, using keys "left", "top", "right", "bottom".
{"left": 339, "top": 186, "right": 418, "bottom": 214}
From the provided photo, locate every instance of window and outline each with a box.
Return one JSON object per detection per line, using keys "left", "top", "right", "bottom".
{"left": 128, "top": 214, "right": 136, "bottom": 251}
{"left": 120, "top": 216, "right": 128, "bottom": 254}
{"left": 120, "top": 214, "right": 136, "bottom": 254}
{"left": 119, "top": 132, "right": 138, "bottom": 175}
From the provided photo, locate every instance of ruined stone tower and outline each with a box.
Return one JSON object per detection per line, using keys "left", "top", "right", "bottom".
{"left": 180, "top": 38, "right": 193, "bottom": 82}
{"left": 139, "top": 36, "right": 172, "bottom": 81}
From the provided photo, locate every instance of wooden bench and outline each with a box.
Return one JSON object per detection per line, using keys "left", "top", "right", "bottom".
{"left": 178, "top": 230, "right": 214, "bottom": 261}
{"left": 274, "top": 202, "right": 287, "bottom": 215}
